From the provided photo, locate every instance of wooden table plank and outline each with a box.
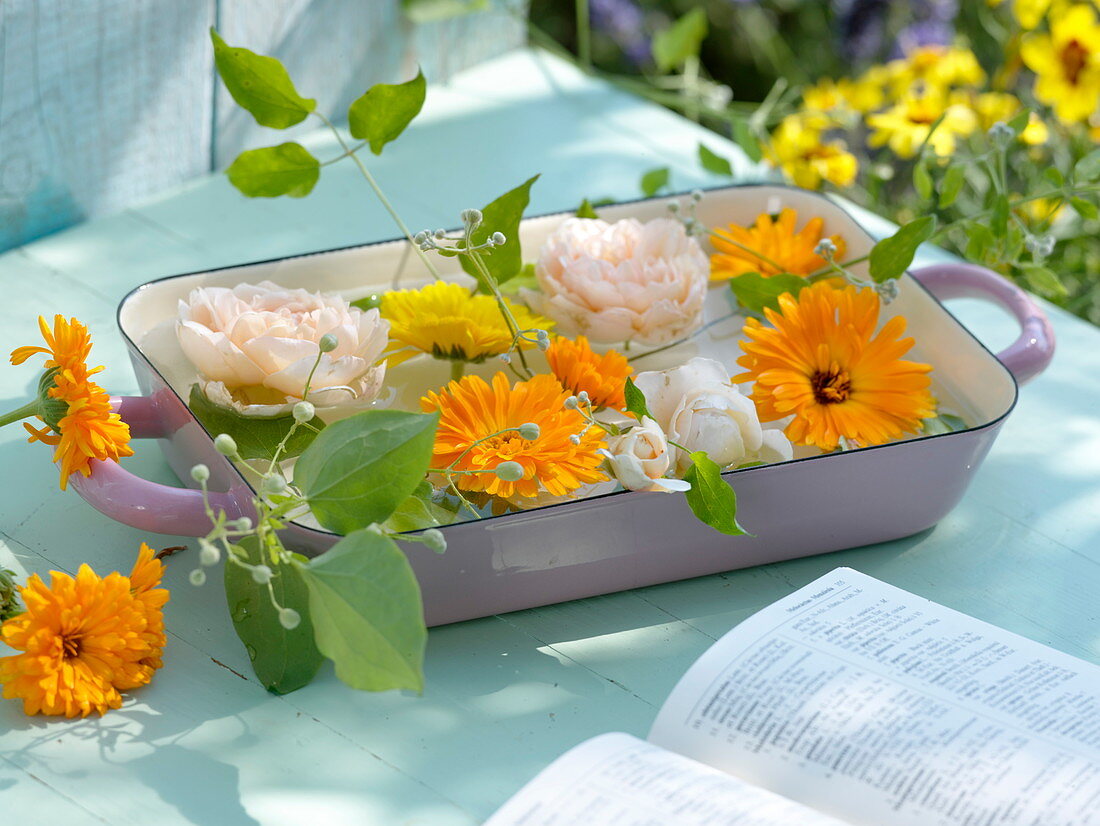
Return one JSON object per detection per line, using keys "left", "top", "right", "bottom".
{"left": 1, "top": 48, "right": 1098, "bottom": 825}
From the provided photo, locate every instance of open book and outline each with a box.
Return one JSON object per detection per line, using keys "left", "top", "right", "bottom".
{"left": 485, "top": 568, "right": 1100, "bottom": 826}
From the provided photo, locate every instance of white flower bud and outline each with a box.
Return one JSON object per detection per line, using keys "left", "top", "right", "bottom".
{"left": 414, "top": 230, "right": 429, "bottom": 244}
{"left": 293, "top": 401, "right": 316, "bottom": 423}
{"left": 537, "top": 337, "right": 550, "bottom": 351}
{"left": 461, "top": 208, "right": 483, "bottom": 229}
{"left": 564, "top": 396, "right": 579, "bottom": 409}
{"left": 422, "top": 528, "right": 447, "bottom": 553}
{"left": 988, "top": 121, "right": 1015, "bottom": 146}
{"left": 490, "top": 231, "right": 507, "bottom": 246}
{"left": 231, "top": 517, "right": 253, "bottom": 532}
{"left": 251, "top": 565, "right": 273, "bottom": 585}
{"left": 494, "top": 461, "right": 525, "bottom": 481}
{"left": 814, "top": 238, "right": 837, "bottom": 258}
{"left": 189, "top": 569, "right": 207, "bottom": 587}
{"left": 518, "top": 422, "right": 540, "bottom": 440}
{"left": 318, "top": 333, "right": 339, "bottom": 353}
{"left": 278, "top": 607, "right": 301, "bottom": 630}
{"left": 690, "top": 189, "right": 703, "bottom": 202}
{"left": 190, "top": 464, "right": 210, "bottom": 483}
{"left": 214, "top": 434, "right": 237, "bottom": 456}
{"left": 569, "top": 433, "right": 582, "bottom": 445}
{"left": 667, "top": 200, "right": 680, "bottom": 213}
{"left": 577, "top": 390, "right": 590, "bottom": 404}
{"left": 199, "top": 540, "right": 221, "bottom": 567}
{"left": 433, "top": 228, "right": 447, "bottom": 239}
{"left": 499, "top": 353, "right": 512, "bottom": 363}
{"left": 261, "top": 474, "right": 287, "bottom": 495}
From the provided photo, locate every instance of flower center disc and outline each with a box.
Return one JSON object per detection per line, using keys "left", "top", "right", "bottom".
{"left": 61, "top": 634, "right": 83, "bottom": 660}
{"left": 811, "top": 367, "right": 852, "bottom": 404}
{"left": 1062, "top": 40, "right": 1089, "bottom": 85}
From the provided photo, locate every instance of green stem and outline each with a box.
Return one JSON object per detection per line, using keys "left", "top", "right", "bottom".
{"left": 315, "top": 113, "right": 442, "bottom": 280}
{"left": 0, "top": 400, "right": 40, "bottom": 429}
{"left": 705, "top": 227, "right": 786, "bottom": 274}
{"left": 450, "top": 360, "right": 466, "bottom": 382}
{"left": 576, "top": 0, "right": 591, "bottom": 71}
{"left": 467, "top": 248, "right": 532, "bottom": 377}
{"left": 628, "top": 312, "right": 738, "bottom": 363}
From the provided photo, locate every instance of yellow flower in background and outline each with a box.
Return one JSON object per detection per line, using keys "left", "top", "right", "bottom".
{"left": 735, "top": 282, "right": 935, "bottom": 451}
{"left": 887, "top": 45, "right": 986, "bottom": 95}
{"left": 764, "top": 113, "right": 859, "bottom": 190}
{"left": 421, "top": 373, "right": 607, "bottom": 500}
{"left": 866, "top": 90, "right": 978, "bottom": 158}
{"left": 0, "top": 545, "right": 169, "bottom": 717}
{"left": 8, "top": 316, "right": 133, "bottom": 490}
{"left": 1021, "top": 3, "right": 1100, "bottom": 123}
{"left": 845, "top": 65, "right": 891, "bottom": 113}
{"left": 380, "top": 281, "right": 553, "bottom": 365}
{"left": 710, "top": 208, "right": 847, "bottom": 281}
{"left": 1020, "top": 196, "right": 1069, "bottom": 224}
{"left": 545, "top": 335, "right": 632, "bottom": 411}
{"left": 973, "top": 92, "right": 1050, "bottom": 144}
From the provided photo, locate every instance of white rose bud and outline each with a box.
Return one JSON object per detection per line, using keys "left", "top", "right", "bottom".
{"left": 214, "top": 434, "right": 237, "bottom": 456}
{"left": 190, "top": 464, "right": 210, "bottom": 483}
{"left": 604, "top": 417, "right": 690, "bottom": 493}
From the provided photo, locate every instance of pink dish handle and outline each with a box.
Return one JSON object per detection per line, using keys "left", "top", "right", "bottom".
{"left": 910, "top": 262, "right": 1056, "bottom": 385}
{"left": 67, "top": 395, "right": 254, "bottom": 537}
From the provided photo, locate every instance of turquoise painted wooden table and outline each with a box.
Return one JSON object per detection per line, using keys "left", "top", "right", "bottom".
{"left": 1, "top": 49, "right": 1097, "bottom": 826}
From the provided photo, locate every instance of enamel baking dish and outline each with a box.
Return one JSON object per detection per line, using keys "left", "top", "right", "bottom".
{"left": 74, "top": 186, "right": 1055, "bottom": 625}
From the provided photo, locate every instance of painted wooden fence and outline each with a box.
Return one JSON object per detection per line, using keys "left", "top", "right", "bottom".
{"left": 0, "top": 0, "right": 526, "bottom": 251}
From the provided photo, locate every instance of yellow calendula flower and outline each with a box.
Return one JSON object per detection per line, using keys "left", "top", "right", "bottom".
{"left": 735, "top": 282, "right": 935, "bottom": 451}
{"left": 421, "top": 373, "right": 607, "bottom": 500}
{"left": 380, "top": 281, "right": 554, "bottom": 365}
{"left": 844, "top": 65, "right": 891, "bottom": 113}
{"left": 764, "top": 113, "right": 859, "bottom": 190}
{"left": 973, "top": 91, "right": 1050, "bottom": 144}
{"left": 1021, "top": 3, "right": 1100, "bottom": 124}
{"left": 866, "top": 90, "right": 979, "bottom": 158}
{"left": 0, "top": 545, "right": 169, "bottom": 718}
{"left": 710, "top": 208, "right": 847, "bottom": 281}
{"left": 886, "top": 45, "right": 986, "bottom": 95}
{"left": 7, "top": 315, "right": 134, "bottom": 490}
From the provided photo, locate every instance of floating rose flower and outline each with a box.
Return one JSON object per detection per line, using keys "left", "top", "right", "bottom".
{"left": 177, "top": 281, "right": 388, "bottom": 417}
{"left": 633, "top": 357, "right": 793, "bottom": 473}
{"left": 602, "top": 416, "right": 689, "bottom": 493}
{"left": 526, "top": 217, "right": 709, "bottom": 346}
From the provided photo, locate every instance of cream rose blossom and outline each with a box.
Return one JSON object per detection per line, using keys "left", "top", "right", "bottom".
{"left": 177, "top": 280, "right": 389, "bottom": 417}
{"left": 525, "top": 217, "right": 709, "bottom": 346}
{"left": 602, "top": 416, "right": 691, "bottom": 493}
{"left": 633, "top": 357, "right": 793, "bottom": 472}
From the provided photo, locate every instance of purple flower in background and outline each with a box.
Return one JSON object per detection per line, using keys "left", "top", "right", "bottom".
{"left": 590, "top": 0, "right": 651, "bottom": 66}
{"left": 833, "top": 0, "right": 958, "bottom": 63}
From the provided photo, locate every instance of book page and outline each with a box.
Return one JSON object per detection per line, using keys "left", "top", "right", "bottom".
{"left": 484, "top": 732, "right": 853, "bottom": 825}
{"left": 649, "top": 567, "right": 1100, "bottom": 826}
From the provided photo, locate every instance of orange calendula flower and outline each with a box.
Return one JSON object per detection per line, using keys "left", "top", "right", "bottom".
{"left": 735, "top": 282, "right": 935, "bottom": 451}
{"left": 7, "top": 315, "right": 133, "bottom": 490}
{"left": 710, "top": 208, "right": 847, "bottom": 281}
{"left": 421, "top": 372, "right": 607, "bottom": 500}
{"left": 0, "top": 544, "right": 169, "bottom": 717}
{"left": 545, "top": 335, "right": 632, "bottom": 410}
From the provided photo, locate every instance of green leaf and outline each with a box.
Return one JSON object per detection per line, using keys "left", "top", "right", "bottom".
{"left": 575, "top": 198, "right": 599, "bottom": 219}
{"left": 913, "top": 160, "right": 933, "bottom": 200}
{"left": 623, "top": 378, "right": 654, "bottom": 421}
{"left": 1007, "top": 108, "right": 1031, "bottom": 135}
{"left": 384, "top": 481, "right": 456, "bottom": 534}
{"left": 210, "top": 28, "right": 315, "bottom": 129}
{"left": 683, "top": 451, "right": 748, "bottom": 537}
{"left": 938, "top": 165, "right": 965, "bottom": 208}
{"left": 728, "top": 271, "right": 809, "bottom": 313}
{"left": 652, "top": 7, "right": 708, "bottom": 73}
{"left": 640, "top": 166, "right": 670, "bottom": 197}
{"left": 301, "top": 529, "right": 426, "bottom": 692}
{"left": 698, "top": 143, "right": 733, "bottom": 177}
{"left": 868, "top": 216, "right": 937, "bottom": 283}
{"left": 225, "top": 536, "right": 323, "bottom": 694}
{"left": 226, "top": 143, "right": 321, "bottom": 198}
{"left": 347, "top": 70, "right": 427, "bottom": 155}
{"left": 499, "top": 262, "right": 540, "bottom": 296}
{"left": 1073, "top": 148, "right": 1100, "bottom": 182}
{"left": 921, "top": 413, "right": 968, "bottom": 435}
{"left": 1044, "top": 167, "right": 1065, "bottom": 188}
{"left": 460, "top": 174, "right": 540, "bottom": 290}
{"left": 350, "top": 292, "right": 384, "bottom": 312}
{"left": 731, "top": 115, "right": 763, "bottom": 163}
{"left": 294, "top": 410, "right": 439, "bottom": 534}
{"left": 964, "top": 223, "right": 995, "bottom": 262}
{"left": 991, "top": 194, "right": 1010, "bottom": 235}
{"left": 402, "top": 0, "right": 488, "bottom": 23}
{"left": 188, "top": 384, "right": 324, "bottom": 461}
{"left": 1019, "top": 263, "right": 1068, "bottom": 297}
{"left": 1070, "top": 196, "right": 1099, "bottom": 220}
